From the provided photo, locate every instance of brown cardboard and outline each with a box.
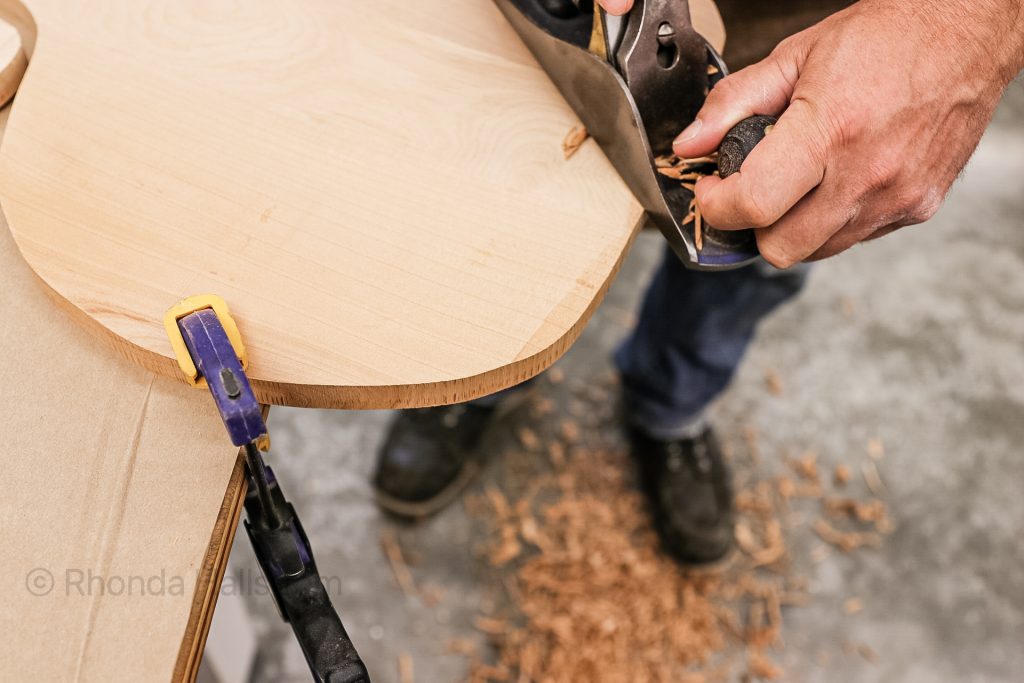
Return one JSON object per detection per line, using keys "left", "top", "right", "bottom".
{"left": 0, "top": 99, "right": 245, "bottom": 681}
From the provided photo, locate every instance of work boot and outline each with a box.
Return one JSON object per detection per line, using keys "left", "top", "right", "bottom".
{"left": 630, "top": 425, "right": 735, "bottom": 565}
{"left": 373, "top": 404, "right": 498, "bottom": 519}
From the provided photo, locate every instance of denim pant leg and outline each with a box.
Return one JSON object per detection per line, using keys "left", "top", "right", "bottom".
{"left": 615, "top": 246, "right": 810, "bottom": 440}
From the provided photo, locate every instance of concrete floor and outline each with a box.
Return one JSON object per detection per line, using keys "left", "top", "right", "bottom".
{"left": 227, "top": 81, "right": 1024, "bottom": 683}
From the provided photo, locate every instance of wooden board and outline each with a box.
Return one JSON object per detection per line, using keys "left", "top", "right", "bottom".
{"left": 0, "top": 15, "right": 25, "bottom": 103}
{"left": 0, "top": 100, "right": 247, "bottom": 681}
{"left": 0, "top": 0, "right": 721, "bottom": 410}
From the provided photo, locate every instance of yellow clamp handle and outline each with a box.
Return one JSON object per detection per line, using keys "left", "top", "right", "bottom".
{"left": 163, "top": 294, "right": 248, "bottom": 388}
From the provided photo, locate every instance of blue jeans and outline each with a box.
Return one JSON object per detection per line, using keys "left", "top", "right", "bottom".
{"left": 477, "top": 246, "right": 809, "bottom": 439}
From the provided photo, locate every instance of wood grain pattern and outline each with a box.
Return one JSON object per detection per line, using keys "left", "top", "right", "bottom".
{"left": 0, "top": 17, "right": 26, "bottom": 105}
{"left": 0, "top": 98, "right": 248, "bottom": 682}
{"left": 0, "top": 0, "right": 722, "bottom": 410}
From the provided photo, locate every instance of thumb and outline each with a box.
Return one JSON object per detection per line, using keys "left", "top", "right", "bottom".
{"left": 597, "top": 0, "right": 633, "bottom": 16}
{"left": 672, "top": 39, "right": 806, "bottom": 159}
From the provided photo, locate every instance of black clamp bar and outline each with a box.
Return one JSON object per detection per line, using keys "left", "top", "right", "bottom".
{"left": 166, "top": 296, "right": 371, "bottom": 683}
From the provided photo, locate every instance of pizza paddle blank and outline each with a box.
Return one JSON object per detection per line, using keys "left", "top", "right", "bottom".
{"left": 0, "top": 0, "right": 722, "bottom": 409}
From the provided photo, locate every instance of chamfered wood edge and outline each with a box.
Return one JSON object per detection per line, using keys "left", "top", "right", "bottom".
{"left": 18, "top": 214, "right": 645, "bottom": 409}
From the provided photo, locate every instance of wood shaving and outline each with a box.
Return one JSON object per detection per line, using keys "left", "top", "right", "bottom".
{"left": 695, "top": 202, "right": 704, "bottom": 251}
{"left": 823, "top": 498, "right": 889, "bottom": 525}
{"left": 861, "top": 460, "right": 887, "bottom": 497}
{"left": 813, "top": 519, "right": 883, "bottom": 552}
{"left": 516, "top": 427, "right": 540, "bottom": 451}
{"left": 840, "top": 296, "right": 857, "bottom": 320}
{"left": 867, "top": 438, "right": 885, "bottom": 460}
{"left": 530, "top": 397, "right": 555, "bottom": 418}
{"left": 857, "top": 643, "right": 880, "bottom": 664}
{"left": 474, "top": 616, "right": 508, "bottom": 635}
{"left": 809, "top": 544, "right": 832, "bottom": 564}
{"left": 465, "top": 417, "right": 892, "bottom": 681}
{"left": 559, "top": 419, "right": 580, "bottom": 443}
{"left": 834, "top": 464, "right": 852, "bottom": 487}
{"left": 788, "top": 451, "right": 819, "bottom": 482}
{"left": 656, "top": 153, "right": 719, "bottom": 252}
{"left": 562, "top": 125, "right": 590, "bottom": 160}
{"left": 447, "top": 638, "right": 478, "bottom": 656}
{"left": 381, "top": 530, "right": 417, "bottom": 599}
{"left": 399, "top": 653, "right": 414, "bottom": 683}
{"left": 747, "top": 649, "right": 783, "bottom": 680}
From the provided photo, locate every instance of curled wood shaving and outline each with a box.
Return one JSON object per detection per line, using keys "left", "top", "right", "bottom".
{"left": 813, "top": 519, "right": 883, "bottom": 552}
{"left": 695, "top": 203, "right": 703, "bottom": 251}
{"left": 657, "top": 153, "right": 719, "bottom": 252}
{"left": 562, "top": 125, "right": 590, "bottom": 159}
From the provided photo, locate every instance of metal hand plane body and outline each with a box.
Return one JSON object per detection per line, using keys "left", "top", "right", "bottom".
{"left": 495, "top": 0, "right": 759, "bottom": 270}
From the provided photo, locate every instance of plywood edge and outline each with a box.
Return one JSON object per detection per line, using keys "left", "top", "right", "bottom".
{"left": 173, "top": 453, "right": 247, "bottom": 683}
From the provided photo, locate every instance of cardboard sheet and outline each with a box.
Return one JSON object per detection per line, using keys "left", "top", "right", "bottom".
{"left": 0, "top": 105, "right": 245, "bottom": 682}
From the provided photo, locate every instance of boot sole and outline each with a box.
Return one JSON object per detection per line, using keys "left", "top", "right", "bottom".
{"left": 374, "top": 457, "right": 481, "bottom": 520}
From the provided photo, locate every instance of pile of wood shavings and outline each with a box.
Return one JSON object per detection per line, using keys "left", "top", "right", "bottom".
{"left": 459, "top": 398, "right": 893, "bottom": 682}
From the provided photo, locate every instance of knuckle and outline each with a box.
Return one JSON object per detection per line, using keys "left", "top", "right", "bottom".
{"left": 756, "top": 234, "right": 800, "bottom": 269}
{"left": 903, "top": 185, "right": 943, "bottom": 224}
{"left": 737, "top": 184, "right": 779, "bottom": 228}
{"left": 771, "top": 34, "right": 803, "bottom": 60}
{"left": 789, "top": 96, "right": 848, "bottom": 155}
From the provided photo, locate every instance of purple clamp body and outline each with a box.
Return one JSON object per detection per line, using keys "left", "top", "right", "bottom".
{"left": 178, "top": 309, "right": 268, "bottom": 447}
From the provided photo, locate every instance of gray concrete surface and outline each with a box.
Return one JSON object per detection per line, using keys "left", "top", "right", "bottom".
{"left": 230, "top": 81, "right": 1024, "bottom": 682}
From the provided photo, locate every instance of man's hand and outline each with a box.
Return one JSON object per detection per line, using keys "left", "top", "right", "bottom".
{"left": 673, "top": 0, "right": 1024, "bottom": 267}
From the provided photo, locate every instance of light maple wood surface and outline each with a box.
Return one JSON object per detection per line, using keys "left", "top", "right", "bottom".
{"left": 0, "top": 16, "right": 25, "bottom": 104}
{"left": 0, "top": 0, "right": 723, "bottom": 410}
{"left": 0, "top": 85, "right": 246, "bottom": 683}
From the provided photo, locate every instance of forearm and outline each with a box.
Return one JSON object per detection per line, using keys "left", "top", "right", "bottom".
{"left": 991, "top": 0, "right": 1024, "bottom": 78}
{"left": 921, "top": 0, "right": 1024, "bottom": 83}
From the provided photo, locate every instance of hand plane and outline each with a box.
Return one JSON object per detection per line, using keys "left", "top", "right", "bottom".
{"left": 495, "top": 0, "right": 761, "bottom": 270}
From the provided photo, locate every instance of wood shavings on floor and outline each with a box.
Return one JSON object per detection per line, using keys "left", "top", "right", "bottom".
{"left": 460, "top": 394, "right": 892, "bottom": 682}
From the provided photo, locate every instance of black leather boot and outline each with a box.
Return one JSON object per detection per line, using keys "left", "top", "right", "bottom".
{"left": 373, "top": 404, "right": 498, "bottom": 519}
{"left": 630, "top": 425, "right": 735, "bottom": 565}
